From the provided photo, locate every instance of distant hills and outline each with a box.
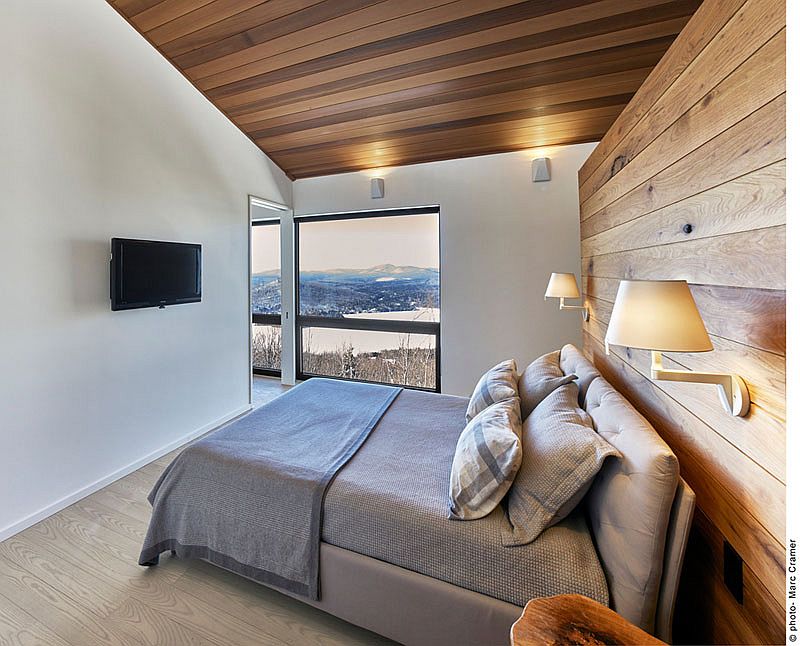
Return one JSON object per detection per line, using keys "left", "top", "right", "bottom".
{"left": 252, "top": 264, "right": 439, "bottom": 317}
{"left": 253, "top": 264, "right": 437, "bottom": 280}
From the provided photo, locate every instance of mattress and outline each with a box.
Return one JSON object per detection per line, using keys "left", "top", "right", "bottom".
{"left": 322, "top": 388, "right": 610, "bottom": 607}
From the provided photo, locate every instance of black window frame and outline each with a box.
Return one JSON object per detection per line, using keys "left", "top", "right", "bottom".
{"left": 294, "top": 206, "right": 441, "bottom": 393}
{"left": 251, "top": 219, "right": 281, "bottom": 378}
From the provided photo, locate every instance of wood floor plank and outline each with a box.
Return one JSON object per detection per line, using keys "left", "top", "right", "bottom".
{"left": 21, "top": 507, "right": 179, "bottom": 590}
{"left": 69, "top": 495, "right": 148, "bottom": 544}
{"left": 87, "top": 486, "right": 152, "bottom": 526}
{"left": 18, "top": 510, "right": 293, "bottom": 646}
{"left": 109, "top": 568, "right": 294, "bottom": 646}
{"left": 0, "top": 533, "right": 136, "bottom": 622}
{"left": 105, "top": 595, "right": 223, "bottom": 646}
{"left": 0, "top": 555, "right": 123, "bottom": 645}
{"left": 0, "top": 591, "right": 73, "bottom": 646}
{"left": 103, "top": 468, "right": 156, "bottom": 498}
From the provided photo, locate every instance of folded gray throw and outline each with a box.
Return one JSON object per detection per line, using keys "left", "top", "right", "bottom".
{"left": 138, "top": 378, "right": 401, "bottom": 598}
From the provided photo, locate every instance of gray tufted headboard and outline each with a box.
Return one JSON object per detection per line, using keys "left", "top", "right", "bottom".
{"left": 559, "top": 344, "right": 696, "bottom": 643}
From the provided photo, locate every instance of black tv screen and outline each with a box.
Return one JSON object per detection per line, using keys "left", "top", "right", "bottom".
{"left": 110, "top": 238, "right": 201, "bottom": 311}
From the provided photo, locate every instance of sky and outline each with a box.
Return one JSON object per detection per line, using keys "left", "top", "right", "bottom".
{"left": 251, "top": 223, "right": 280, "bottom": 274}
{"left": 251, "top": 213, "right": 439, "bottom": 273}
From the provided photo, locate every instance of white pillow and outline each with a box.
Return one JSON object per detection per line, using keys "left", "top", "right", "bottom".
{"left": 465, "top": 359, "right": 518, "bottom": 422}
{"left": 449, "top": 397, "right": 523, "bottom": 520}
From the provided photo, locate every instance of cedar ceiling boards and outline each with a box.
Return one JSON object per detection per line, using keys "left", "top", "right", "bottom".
{"left": 108, "top": 0, "right": 700, "bottom": 178}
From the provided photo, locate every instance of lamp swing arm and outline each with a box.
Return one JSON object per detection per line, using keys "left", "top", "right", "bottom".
{"left": 557, "top": 296, "right": 589, "bottom": 320}
{"left": 557, "top": 296, "right": 584, "bottom": 311}
{"left": 649, "top": 351, "right": 750, "bottom": 417}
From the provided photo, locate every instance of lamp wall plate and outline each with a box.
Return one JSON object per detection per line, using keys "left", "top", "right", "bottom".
{"left": 532, "top": 157, "right": 551, "bottom": 182}
{"left": 370, "top": 177, "right": 385, "bottom": 199}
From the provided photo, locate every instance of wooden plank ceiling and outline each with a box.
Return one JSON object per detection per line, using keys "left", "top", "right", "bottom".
{"left": 108, "top": 0, "right": 701, "bottom": 179}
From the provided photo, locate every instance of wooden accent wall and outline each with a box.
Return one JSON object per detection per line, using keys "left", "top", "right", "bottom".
{"left": 577, "top": 0, "right": 785, "bottom": 643}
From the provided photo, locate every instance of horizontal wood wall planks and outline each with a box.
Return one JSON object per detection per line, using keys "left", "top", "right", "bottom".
{"left": 578, "top": 0, "right": 785, "bottom": 642}
{"left": 106, "top": 0, "right": 700, "bottom": 178}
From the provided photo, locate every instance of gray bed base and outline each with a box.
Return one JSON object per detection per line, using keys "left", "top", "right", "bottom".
{"left": 207, "top": 478, "right": 693, "bottom": 646}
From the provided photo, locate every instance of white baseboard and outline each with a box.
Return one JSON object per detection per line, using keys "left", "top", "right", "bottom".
{"left": 0, "top": 404, "right": 253, "bottom": 543}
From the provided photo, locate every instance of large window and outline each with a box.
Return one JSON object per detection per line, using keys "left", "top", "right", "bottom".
{"left": 296, "top": 207, "right": 440, "bottom": 391}
{"left": 251, "top": 220, "right": 281, "bottom": 375}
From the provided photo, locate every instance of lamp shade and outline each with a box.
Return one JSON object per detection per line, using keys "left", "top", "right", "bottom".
{"left": 606, "top": 280, "right": 713, "bottom": 352}
{"left": 545, "top": 272, "right": 580, "bottom": 299}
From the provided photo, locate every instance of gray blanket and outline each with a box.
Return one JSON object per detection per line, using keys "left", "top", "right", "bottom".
{"left": 323, "top": 389, "right": 610, "bottom": 607}
{"left": 138, "top": 378, "right": 400, "bottom": 598}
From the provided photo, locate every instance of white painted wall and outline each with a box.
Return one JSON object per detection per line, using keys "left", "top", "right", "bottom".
{"left": 293, "top": 145, "right": 595, "bottom": 395}
{"left": 0, "top": 0, "right": 292, "bottom": 539}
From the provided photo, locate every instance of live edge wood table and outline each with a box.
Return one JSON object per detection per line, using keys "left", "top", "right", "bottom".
{"left": 510, "top": 594, "right": 666, "bottom": 646}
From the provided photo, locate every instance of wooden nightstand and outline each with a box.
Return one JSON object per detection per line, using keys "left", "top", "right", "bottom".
{"left": 510, "top": 594, "right": 666, "bottom": 645}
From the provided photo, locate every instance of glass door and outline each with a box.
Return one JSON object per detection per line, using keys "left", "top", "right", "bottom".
{"left": 251, "top": 219, "right": 281, "bottom": 376}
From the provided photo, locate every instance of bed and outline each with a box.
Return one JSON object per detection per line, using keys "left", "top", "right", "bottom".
{"left": 140, "top": 345, "right": 695, "bottom": 645}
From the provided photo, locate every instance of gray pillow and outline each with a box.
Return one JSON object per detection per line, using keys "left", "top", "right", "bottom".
{"left": 518, "top": 350, "right": 577, "bottom": 419}
{"left": 503, "top": 382, "right": 620, "bottom": 546}
{"left": 449, "top": 398, "right": 522, "bottom": 521}
{"left": 465, "top": 359, "right": 518, "bottom": 422}
{"left": 559, "top": 343, "right": 602, "bottom": 407}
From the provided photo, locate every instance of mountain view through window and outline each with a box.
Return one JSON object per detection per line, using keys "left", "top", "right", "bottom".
{"left": 251, "top": 209, "right": 440, "bottom": 389}
{"left": 251, "top": 220, "right": 281, "bottom": 374}
{"left": 297, "top": 210, "right": 439, "bottom": 389}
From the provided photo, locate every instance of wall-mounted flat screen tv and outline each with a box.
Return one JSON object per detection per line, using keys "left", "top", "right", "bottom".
{"left": 110, "top": 238, "right": 201, "bottom": 311}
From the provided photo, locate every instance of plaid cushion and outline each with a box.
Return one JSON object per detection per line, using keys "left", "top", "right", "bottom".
{"left": 449, "top": 397, "right": 522, "bottom": 520}
{"left": 465, "top": 359, "right": 518, "bottom": 422}
{"left": 503, "top": 382, "right": 620, "bottom": 545}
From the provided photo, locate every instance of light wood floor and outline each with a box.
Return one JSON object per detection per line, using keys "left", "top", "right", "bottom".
{"left": 0, "top": 378, "right": 393, "bottom": 645}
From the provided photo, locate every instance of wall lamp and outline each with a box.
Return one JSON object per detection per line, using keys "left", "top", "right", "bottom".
{"left": 532, "top": 157, "right": 551, "bottom": 182}
{"left": 545, "top": 272, "right": 589, "bottom": 321}
{"left": 370, "top": 177, "right": 385, "bottom": 199}
{"left": 605, "top": 279, "right": 750, "bottom": 417}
